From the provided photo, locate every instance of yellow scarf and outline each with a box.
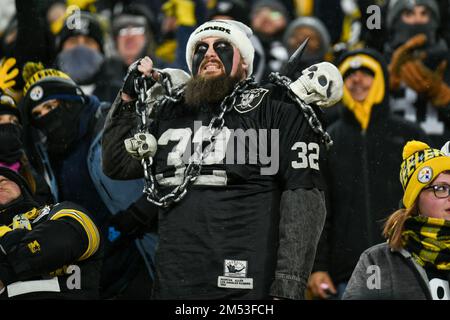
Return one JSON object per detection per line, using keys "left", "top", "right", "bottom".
{"left": 339, "top": 54, "right": 385, "bottom": 131}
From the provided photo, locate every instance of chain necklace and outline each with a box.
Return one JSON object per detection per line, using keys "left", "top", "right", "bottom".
{"left": 134, "top": 73, "right": 256, "bottom": 207}
{"left": 134, "top": 71, "right": 332, "bottom": 207}
{"left": 268, "top": 72, "right": 333, "bottom": 148}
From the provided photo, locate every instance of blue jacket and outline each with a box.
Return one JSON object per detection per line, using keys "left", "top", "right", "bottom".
{"left": 36, "top": 95, "right": 158, "bottom": 282}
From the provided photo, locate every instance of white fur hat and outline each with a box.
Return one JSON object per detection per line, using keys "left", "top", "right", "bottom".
{"left": 185, "top": 20, "right": 254, "bottom": 76}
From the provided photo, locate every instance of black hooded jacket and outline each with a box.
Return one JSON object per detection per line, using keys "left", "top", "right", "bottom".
{"left": 312, "top": 49, "right": 428, "bottom": 284}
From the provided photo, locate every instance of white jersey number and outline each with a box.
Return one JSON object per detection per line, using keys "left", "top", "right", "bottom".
{"left": 291, "top": 142, "right": 320, "bottom": 170}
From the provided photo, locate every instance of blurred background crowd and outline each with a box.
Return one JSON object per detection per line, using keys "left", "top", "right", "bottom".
{"left": 0, "top": 0, "right": 449, "bottom": 299}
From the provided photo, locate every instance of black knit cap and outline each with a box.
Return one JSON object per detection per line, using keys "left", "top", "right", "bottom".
{"left": 57, "top": 11, "right": 104, "bottom": 52}
{"left": 0, "top": 166, "right": 32, "bottom": 196}
{"left": 21, "top": 63, "right": 85, "bottom": 117}
{"left": 209, "top": 0, "right": 250, "bottom": 26}
{"left": 0, "top": 166, "right": 39, "bottom": 225}
{"left": 112, "top": 3, "right": 157, "bottom": 38}
{"left": 0, "top": 92, "right": 21, "bottom": 121}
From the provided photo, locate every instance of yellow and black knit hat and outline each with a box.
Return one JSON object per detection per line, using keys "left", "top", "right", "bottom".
{"left": 21, "top": 62, "right": 84, "bottom": 114}
{"left": 400, "top": 140, "right": 450, "bottom": 208}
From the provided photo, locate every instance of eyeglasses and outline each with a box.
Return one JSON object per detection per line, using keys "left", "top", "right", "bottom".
{"left": 118, "top": 27, "right": 145, "bottom": 36}
{"left": 424, "top": 184, "right": 450, "bottom": 199}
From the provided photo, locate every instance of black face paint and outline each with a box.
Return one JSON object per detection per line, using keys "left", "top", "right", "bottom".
{"left": 192, "top": 40, "right": 235, "bottom": 76}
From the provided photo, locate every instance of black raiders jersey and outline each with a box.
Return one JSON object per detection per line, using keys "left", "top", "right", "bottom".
{"left": 149, "top": 84, "right": 325, "bottom": 299}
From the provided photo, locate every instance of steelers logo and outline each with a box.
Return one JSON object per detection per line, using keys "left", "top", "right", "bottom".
{"left": 418, "top": 166, "right": 433, "bottom": 184}
{"left": 30, "top": 86, "right": 44, "bottom": 101}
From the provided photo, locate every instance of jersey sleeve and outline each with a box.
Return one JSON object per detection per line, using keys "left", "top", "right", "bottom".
{"left": 0, "top": 203, "right": 99, "bottom": 284}
{"left": 267, "top": 92, "right": 326, "bottom": 191}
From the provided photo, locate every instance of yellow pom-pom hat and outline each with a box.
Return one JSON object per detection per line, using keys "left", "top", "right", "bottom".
{"left": 400, "top": 140, "right": 450, "bottom": 208}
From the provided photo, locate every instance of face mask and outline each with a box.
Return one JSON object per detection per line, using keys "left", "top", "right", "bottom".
{"left": 389, "top": 22, "right": 436, "bottom": 50}
{"left": 0, "top": 123, "right": 23, "bottom": 163}
{"left": 56, "top": 46, "right": 104, "bottom": 85}
{"left": 32, "top": 102, "right": 83, "bottom": 155}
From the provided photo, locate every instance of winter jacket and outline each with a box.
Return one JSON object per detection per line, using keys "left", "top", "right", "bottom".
{"left": 313, "top": 49, "right": 428, "bottom": 283}
{"left": 26, "top": 95, "right": 158, "bottom": 297}
{"left": 343, "top": 242, "right": 449, "bottom": 300}
{"left": 0, "top": 201, "right": 102, "bottom": 299}
{"left": 102, "top": 80, "right": 327, "bottom": 299}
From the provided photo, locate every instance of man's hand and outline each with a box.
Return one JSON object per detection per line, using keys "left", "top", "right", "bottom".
{"left": 388, "top": 34, "right": 427, "bottom": 91}
{"left": 307, "top": 271, "right": 337, "bottom": 299}
{"left": 121, "top": 56, "right": 159, "bottom": 102}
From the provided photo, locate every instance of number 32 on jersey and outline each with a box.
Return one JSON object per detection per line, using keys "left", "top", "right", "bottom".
{"left": 291, "top": 142, "right": 320, "bottom": 170}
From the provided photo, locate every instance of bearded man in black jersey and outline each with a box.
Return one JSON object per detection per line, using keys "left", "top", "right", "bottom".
{"left": 102, "top": 19, "right": 343, "bottom": 299}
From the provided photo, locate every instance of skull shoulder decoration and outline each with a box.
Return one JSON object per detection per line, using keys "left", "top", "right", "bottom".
{"left": 289, "top": 62, "right": 344, "bottom": 108}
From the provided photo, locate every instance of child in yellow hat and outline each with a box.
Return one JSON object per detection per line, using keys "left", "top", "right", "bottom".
{"left": 343, "top": 140, "right": 450, "bottom": 300}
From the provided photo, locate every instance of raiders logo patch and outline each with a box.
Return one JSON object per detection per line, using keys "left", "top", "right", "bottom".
{"left": 234, "top": 88, "right": 268, "bottom": 113}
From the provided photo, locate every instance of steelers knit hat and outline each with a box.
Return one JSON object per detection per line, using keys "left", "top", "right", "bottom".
{"left": 185, "top": 19, "right": 254, "bottom": 76}
{"left": 400, "top": 140, "right": 450, "bottom": 208}
{"left": 21, "top": 62, "right": 84, "bottom": 114}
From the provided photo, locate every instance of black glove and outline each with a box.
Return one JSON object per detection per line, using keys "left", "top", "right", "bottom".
{"left": 122, "top": 59, "right": 156, "bottom": 99}
{"left": 109, "top": 195, "right": 158, "bottom": 239}
{"left": 0, "top": 228, "right": 28, "bottom": 255}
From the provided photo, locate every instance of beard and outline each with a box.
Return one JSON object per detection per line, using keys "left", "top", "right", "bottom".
{"left": 183, "top": 64, "right": 246, "bottom": 114}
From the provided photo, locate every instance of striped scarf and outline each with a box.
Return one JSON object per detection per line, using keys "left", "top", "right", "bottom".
{"left": 402, "top": 216, "right": 450, "bottom": 270}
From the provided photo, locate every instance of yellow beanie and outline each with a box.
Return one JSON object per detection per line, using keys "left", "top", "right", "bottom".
{"left": 400, "top": 140, "right": 450, "bottom": 208}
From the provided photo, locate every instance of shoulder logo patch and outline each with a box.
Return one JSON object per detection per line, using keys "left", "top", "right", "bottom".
{"left": 234, "top": 88, "right": 268, "bottom": 113}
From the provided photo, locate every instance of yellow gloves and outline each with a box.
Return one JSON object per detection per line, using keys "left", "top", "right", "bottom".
{"left": 0, "top": 57, "right": 19, "bottom": 92}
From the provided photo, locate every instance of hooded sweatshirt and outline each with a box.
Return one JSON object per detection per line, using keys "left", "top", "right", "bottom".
{"left": 313, "top": 49, "right": 427, "bottom": 283}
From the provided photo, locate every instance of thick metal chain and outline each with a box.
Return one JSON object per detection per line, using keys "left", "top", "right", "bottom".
{"left": 268, "top": 72, "right": 333, "bottom": 148}
{"left": 135, "top": 74, "right": 256, "bottom": 207}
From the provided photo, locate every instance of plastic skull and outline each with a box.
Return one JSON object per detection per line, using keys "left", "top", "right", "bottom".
{"left": 290, "top": 62, "right": 343, "bottom": 107}
{"left": 124, "top": 132, "right": 158, "bottom": 159}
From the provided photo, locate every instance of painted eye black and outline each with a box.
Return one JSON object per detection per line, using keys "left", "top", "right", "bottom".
{"left": 214, "top": 41, "right": 231, "bottom": 51}
{"left": 195, "top": 43, "right": 208, "bottom": 54}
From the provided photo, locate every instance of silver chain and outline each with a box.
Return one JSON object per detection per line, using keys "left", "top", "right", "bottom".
{"left": 134, "top": 74, "right": 256, "bottom": 207}
{"left": 268, "top": 72, "right": 333, "bottom": 149}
